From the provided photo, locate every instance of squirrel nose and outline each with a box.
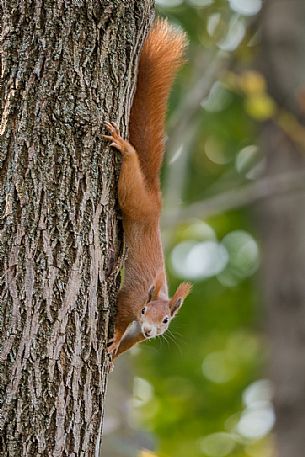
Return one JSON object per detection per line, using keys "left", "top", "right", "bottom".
{"left": 144, "top": 328, "right": 152, "bottom": 337}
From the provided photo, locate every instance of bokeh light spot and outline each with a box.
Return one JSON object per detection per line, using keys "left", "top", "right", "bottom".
{"left": 221, "top": 230, "right": 259, "bottom": 279}
{"left": 218, "top": 17, "right": 245, "bottom": 51}
{"left": 202, "top": 351, "right": 236, "bottom": 383}
{"left": 171, "top": 240, "right": 229, "bottom": 279}
{"left": 199, "top": 432, "right": 236, "bottom": 457}
{"left": 228, "top": 0, "right": 262, "bottom": 16}
{"left": 237, "top": 408, "right": 275, "bottom": 439}
{"left": 133, "top": 377, "right": 153, "bottom": 407}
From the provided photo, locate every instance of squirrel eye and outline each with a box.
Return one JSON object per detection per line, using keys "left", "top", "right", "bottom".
{"left": 162, "top": 317, "right": 169, "bottom": 324}
{"left": 141, "top": 307, "right": 146, "bottom": 315}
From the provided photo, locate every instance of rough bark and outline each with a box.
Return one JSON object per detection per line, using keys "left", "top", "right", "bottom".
{"left": 258, "top": 2, "right": 305, "bottom": 456}
{"left": 0, "top": 1, "right": 154, "bottom": 456}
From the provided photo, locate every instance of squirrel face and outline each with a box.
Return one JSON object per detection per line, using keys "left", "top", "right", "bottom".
{"left": 138, "top": 281, "right": 192, "bottom": 340}
{"left": 139, "top": 300, "right": 171, "bottom": 339}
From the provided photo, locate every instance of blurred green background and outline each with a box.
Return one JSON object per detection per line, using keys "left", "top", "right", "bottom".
{"left": 104, "top": 1, "right": 275, "bottom": 456}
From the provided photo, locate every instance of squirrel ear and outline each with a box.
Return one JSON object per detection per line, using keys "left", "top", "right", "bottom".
{"left": 169, "top": 282, "right": 192, "bottom": 316}
{"left": 147, "top": 285, "right": 155, "bottom": 303}
{"left": 147, "top": 271, "right": 164, "bottom": 302}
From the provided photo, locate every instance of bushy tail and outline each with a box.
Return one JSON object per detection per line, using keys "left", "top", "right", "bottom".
{"left": 129, "top": 19, "right": 187, "bottom": 189}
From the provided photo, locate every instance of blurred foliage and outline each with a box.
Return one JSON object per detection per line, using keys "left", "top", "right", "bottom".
{"left": 128, "top": 1, "right": 274, "bottom": 457}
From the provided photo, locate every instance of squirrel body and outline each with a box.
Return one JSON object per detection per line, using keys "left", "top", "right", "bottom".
{"left": 104, "top": 19, "right": 191, "bottom": 358}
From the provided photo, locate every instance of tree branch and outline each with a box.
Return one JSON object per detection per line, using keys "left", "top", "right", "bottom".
{"left": 163, "top": 49, "right": 229, "bottom": 244}
{"left": 162, "top": 169, "right": 305, "bottom": 228}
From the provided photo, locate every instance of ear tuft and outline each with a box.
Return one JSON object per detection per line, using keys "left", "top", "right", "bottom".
{"left": 169, "top": 282, "right": 192, "bottom": 316}
{"left": 175, "top": 282, "right": 192, "bottom": 299}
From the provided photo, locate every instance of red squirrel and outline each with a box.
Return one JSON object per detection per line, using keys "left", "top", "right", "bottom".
{"left": 103, "top": 19, "right": 191, "bottom": 359}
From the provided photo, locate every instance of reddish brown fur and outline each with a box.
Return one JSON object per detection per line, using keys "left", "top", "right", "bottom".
{"left": 129, "top": 19, "right": 187, "bottom": 190}
{"left": 103, "top": 20, "right": 190, "bottom": 358}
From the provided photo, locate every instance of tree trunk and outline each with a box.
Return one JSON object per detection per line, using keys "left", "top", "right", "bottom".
{"left": 259, "top": 2, "right": 305, "bottom": 456}
{"left": 0, "top": 1, "right": 154, "bottom": 455}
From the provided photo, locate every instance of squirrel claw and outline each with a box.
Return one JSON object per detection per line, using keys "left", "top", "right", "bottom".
{"left": 104, "top": 121, "right": 119, "bottom": 135}
{"left": 104, "top": 121, "right": 114, "bottom": 129}
{"left": 105, "top": 352, "right": 115, "bottom": 373}
{"left": 112, "top": 122, "right": 120, "bottom": 134}
{"left": 107, "top": 361, "right": 114, "bottom": 373}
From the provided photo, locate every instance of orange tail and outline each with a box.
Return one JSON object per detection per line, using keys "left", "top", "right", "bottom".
{"left": 129, "top": 19, "right": 187, "bottom": 190}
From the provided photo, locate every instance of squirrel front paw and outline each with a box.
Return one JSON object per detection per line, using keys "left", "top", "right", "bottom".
{"left": 107, "top": 331, "right": 122, "bottom": 358}
{"left": 102, "top": 122, "right": 135, "bottom": 157}
{"left": 107, "top": 340, "right": 119, "bottom": 357}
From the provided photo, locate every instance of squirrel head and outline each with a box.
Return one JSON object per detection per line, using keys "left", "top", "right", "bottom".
{"left": 138, "top": 281, "right": 192, "bottom": 339}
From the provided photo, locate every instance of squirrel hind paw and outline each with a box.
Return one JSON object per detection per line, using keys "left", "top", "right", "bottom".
{"left": 103, "top": 124, "right": 135, "bottom": 156}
